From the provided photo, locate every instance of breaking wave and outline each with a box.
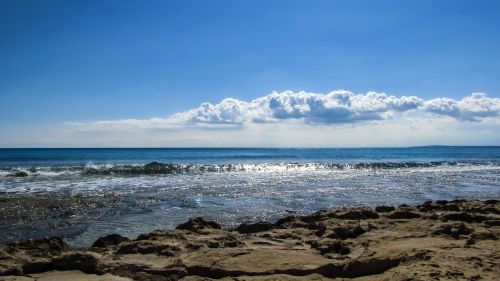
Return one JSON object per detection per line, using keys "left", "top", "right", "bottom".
{"left": 1, "top": 161, "right": 499, "bottom": 177}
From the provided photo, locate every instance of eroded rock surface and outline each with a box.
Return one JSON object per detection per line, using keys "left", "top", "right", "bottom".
{"left": 1, "top": 200, "right": 499, "bottom": 281}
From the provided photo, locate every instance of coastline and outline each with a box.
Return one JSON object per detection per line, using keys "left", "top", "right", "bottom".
{"left": 1, "top": 199, "right": 499, "bottom": 280}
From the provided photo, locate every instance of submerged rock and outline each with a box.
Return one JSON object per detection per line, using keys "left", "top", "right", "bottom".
{"left": 7, "top": 171, "right": 29, "bottom": 177}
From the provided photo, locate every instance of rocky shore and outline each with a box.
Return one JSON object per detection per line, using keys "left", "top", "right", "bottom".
{"left": 0, "top": 199, "right": 498, "bottom": 281}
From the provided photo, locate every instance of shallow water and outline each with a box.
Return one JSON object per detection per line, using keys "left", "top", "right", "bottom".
{"left": 0, "top": 147, "right": 499, "bottom": 246}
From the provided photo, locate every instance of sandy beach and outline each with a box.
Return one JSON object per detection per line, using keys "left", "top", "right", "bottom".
{"left": 0, "top": 199, "right": 498, "bottom": 281}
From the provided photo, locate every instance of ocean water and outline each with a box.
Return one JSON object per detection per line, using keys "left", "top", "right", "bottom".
{"left": 0, "top": 147, "right": 499, "bottom": 246}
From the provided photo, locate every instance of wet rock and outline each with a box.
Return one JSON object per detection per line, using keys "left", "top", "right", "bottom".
{"left": 485, "top": 199, "right": 498, "bottom": 205}
{"left": 135, "top": 230, "right": 170, "bottom": 241}
{"left": 441, "top": 212, "right": 475, "bottom": 223}
{"left": 52, "top": 252, "right": 103, "bottom": 274}
{"left": 116, "top": 241, "right": 181, "bottom": 256}
{"left": 375, "top": 205, "right": 395, "bottom": 213}
{"left": 235, "top": 221, "right": 273, "bottom": 234}
{"left": 9, "top": 171, "right": 29, "bottom": 177}
{"left": 484, "top": 220, "right": 500, "bottom": 227}
{"left": 388, "top": 210, "right": 421, "bottom": 219}
{"left": 176, "top": 217, "right": 221, "bottom": 233}
{"left": 441, "top": 204, "right": 460, "bottom": 212}
{"left": 9, "top": 237, "right": 68, "bottom": 257}
{"left": 143, "top": 162, "right": 180, "bottom": 174}
{"left": 91, "top": 234, "right": 131, "bottom": 248}
{"left": 336, "top": 208, "right": 379, "bottom": 220}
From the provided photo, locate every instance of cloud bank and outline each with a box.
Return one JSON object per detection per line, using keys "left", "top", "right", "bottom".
{"left": 87, "top": 90, "right": 499, "bottom": 128}
{"left": 4, "top": 90, "right": 497, "bottom": 148}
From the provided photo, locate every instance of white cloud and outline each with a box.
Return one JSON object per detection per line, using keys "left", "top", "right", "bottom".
{"left": 94, "top": 90, "right": 498, "bottom": 127}
{"left": 424, "top": 92, "right": 500, "bottom": 121}
{"left": 169, "top": 90, "right": 427, "bottom": 124}
{"left": 4, "top": 90, "right": 497, "bottom": 147}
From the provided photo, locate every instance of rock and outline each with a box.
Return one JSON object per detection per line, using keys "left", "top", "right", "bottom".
{"left": 10, "top": 171, "right": 29, "bottom": 177}
{"left": 10, "top": 237, "right": 68, "bottom": 257}
{"left": 310, "top": 239, "right": 350, "bottom": 255}
{"left": 375, "top": 205, "right": 395, "bottom": 213}
{"left": 336, "top": 208, "right": 379, "bottom": 220}
{"left": 0, "top": 199, "right": 499, "bottom": 281}
{"left": 485, "top": 199, "right": 498, "bottom": 205}
{"left": 441, "top": 204, "right": 460, "bottom": 212}
{"left": 116, "top": 241, "right": 180, "bottom": 256}
{"left": 235, "top": 221, "right": 273, "bottom": 234}
{"left": 176, "top": 217, "right": 221, "bottom": 233}
{"left": 328, "top": 224, "right": 366, "bottom": 240}
{"left": 143, "top": 162, "right": 179, "bottom": 174}
{"left": 484, "top": 220, "right": 500, "bottom": 227}
{"left": 52, "top": 252, "right": 103, "bottom": 274}
{"left": 441, "top": 212, "right": 475, "bottom": 223}
{"left": 91, "top": 234, "right": 131, "bottom": 248}
{"left": 388, "top": 210, "right": 421, "bottom": 219}
{"left": 342, "top": 256, "right": 402, "bottom": 278}
{"left": 431, "top": 223, "right": 472, "bottom": 239}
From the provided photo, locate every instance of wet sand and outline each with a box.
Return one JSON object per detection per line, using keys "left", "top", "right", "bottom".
{"left": 1, "top": 199, "right": 499, "bottom": 280}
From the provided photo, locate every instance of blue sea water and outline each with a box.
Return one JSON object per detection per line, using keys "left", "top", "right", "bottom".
{"left": 0, "top": 147, "right": 499, "bottom": 246}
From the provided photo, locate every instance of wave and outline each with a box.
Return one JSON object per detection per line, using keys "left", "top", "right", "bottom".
{"left": 1, "top": 161, "right": 499, "bottom": 177}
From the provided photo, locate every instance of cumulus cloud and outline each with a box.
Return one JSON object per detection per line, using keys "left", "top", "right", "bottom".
{"left": 424, "top": 93, "right": 500, "bottom": 121}
{"left": 170, "top": 90, "right": 426, "bottom": 125}
{"left": 67, "top": 90, "right": 500, "bottom": 129}
{"left": 169, "top": 90, "right": 499, "bottom": 125}
{"left": 5, "top": 90, "right": 499, "bottom": 147}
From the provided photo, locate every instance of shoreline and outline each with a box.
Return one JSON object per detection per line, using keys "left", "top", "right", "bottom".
{"left": 1, "top": 199, "right": 499, "bottom": 280}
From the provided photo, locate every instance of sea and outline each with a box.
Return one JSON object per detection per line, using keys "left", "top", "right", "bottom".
{"left": 0, "top": 147, "right": 499, "bottom": 246}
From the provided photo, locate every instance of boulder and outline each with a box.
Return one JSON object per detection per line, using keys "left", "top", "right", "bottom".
{"left": 375, "top": 206, "right": 395, "bottom": 213}
{"left": 176, "top": 217, "right": 221, "bottom": 233}
{"left": 91, "top": 234, "right": 131, "bottom": 248}
{"left": 235, "top": 221, "right": 273, "bottom": 234}
{"left": 388, "top": 210, "right": 421, "bottom": 219}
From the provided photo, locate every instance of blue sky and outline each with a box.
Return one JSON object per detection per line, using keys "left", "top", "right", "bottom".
{"left": 0, "top": 0, "right": 499, "bottom": 147}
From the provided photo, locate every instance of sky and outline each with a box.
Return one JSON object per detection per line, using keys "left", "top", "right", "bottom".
{"left": 0, "top": 0, "right": 499, "bottom": 147}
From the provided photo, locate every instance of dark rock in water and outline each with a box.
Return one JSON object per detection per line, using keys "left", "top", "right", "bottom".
{"left": 235, "top": 221, "right": 274, "bottom": 234}
{"left": 9, "top": 237, "right": 68, "bottom": 257}
{"left": 91, "top": 234, "right": 131, "bottom": 248}
{"left": 375, "top": 206, "right": 395, "bottom": 213}
{"left": 485, "top": 199, "right": 499, "bottom": 205}
{"left": 8, "top": 171, "right": 29, "bottom": 177}
{"left": 388, "top": 210, "right": 421, "bottom": 219}
{"left": 336, "top": 208, "right": 379, "bottom": 220}
{"left": 176, "top": 217, "right": 221, "bottom": 233}
{"left": 144, "top": 161, "right": 167, "bottom": 173}
{"left": 143, "top": 161, "right": 180, "bottom": 174}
